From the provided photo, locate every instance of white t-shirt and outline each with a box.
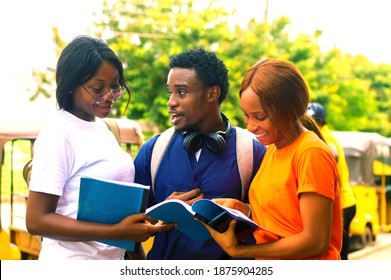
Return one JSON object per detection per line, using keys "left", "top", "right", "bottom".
{"left": 29, "top": 110, "right": 135, "bottom": 260}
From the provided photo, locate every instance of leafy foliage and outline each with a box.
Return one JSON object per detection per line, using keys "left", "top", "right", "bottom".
{"left": 31, "top": 0, "right": 391, "bottom": 137}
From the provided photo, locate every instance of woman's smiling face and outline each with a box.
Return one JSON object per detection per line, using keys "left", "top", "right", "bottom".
{"left": 240, "top": 87, "right": 283, "bottom": 148}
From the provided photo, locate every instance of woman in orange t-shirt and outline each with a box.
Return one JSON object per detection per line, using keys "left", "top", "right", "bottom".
{"left": 204, "top": 58, "right": 342, "bottom": 260}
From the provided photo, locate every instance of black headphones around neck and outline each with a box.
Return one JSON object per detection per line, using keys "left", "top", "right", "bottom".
{"left": 183, "top": 115, "right": 232, "bottom": 154}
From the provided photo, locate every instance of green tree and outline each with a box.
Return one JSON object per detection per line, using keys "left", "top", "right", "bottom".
{"left": 29, "top": 0, "right": 391, "bottom": 137}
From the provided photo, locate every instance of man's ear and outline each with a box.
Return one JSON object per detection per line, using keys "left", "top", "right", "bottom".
{"left": 208, "top": 86, "right": 221, "bottom": 103}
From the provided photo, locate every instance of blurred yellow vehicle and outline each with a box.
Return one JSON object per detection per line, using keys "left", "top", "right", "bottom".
{"left": 333, "top": 131, "right": 391, "bottom": 250}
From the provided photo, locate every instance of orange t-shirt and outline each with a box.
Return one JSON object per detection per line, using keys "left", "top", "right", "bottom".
{"left": 249, "top": 131, "right": 342, "bottom": 259}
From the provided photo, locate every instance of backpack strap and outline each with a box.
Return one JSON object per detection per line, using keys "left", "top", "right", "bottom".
{"left": 103, "top": 118, "right": 121, "bottom": 145}
{"left": 150, "top": 126, "right": 254, "bottom": 201}
{"left": 235, "top": 127, "right": 254, "bottom": 201}
{"left": 22, "top": 159, "right": 33, "bottom": 186}
{"left": 150, "top": 127, "right": 175, "bottom": 195}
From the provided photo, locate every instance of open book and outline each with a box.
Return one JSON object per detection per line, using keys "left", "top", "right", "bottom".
{"left": 77, "top": 176, "right": 150, "bottom": 251}
{"left": 146, "top": 198, "right": 282, "bottom": 241}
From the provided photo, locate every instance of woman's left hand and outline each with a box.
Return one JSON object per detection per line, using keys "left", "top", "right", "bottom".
{"left": 202, "top": 218, "right": 239, "bottom": 257}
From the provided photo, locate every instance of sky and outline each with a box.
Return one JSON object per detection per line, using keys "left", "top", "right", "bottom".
{"left": 0, "top": 0, "right": 390, "bottom": 119}
{"left": 227, "top": 0, "right": 391, "bottom": 64}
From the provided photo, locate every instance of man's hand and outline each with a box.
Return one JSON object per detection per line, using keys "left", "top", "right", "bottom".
{"left": 166, "top": 188, "right": 204, "bottom": 205}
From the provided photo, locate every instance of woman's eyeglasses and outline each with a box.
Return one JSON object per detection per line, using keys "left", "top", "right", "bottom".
{"left": 81, "top": 84, "right": 125, "bottom": 104}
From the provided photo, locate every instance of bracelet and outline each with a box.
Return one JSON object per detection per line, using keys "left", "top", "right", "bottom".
{"left": 246, "top": 203, "right": 252, "bottom": 218}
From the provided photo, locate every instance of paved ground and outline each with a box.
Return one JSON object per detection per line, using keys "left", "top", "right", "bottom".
{"left": 349, "top": 232, "right": 391, "bottom": 260}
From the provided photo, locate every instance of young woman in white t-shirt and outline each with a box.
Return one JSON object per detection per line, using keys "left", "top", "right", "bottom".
{"left": 26, "top": 35, "right": 173, "bottom": 260}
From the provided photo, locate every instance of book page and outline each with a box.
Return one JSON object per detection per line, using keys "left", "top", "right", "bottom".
{"left": 145, "top": 199, "right": 211, "bottom": 241}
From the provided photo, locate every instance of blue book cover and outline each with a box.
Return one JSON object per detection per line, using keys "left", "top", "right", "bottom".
{"left": 77, "top": 176, "right": 150, "bottom": 251}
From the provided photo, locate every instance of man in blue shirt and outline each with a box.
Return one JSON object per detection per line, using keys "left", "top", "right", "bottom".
{"left": 134, "top": 48, "right": 266, "bottom": 259}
